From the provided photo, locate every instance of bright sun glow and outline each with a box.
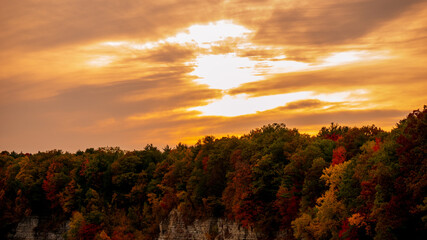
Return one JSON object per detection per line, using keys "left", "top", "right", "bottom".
{"left": 189, "top": 49, "right": 384, "bottom": 91}
{"left": 191, "top": 54, "right": 262, "bottom": 90}
{"left": 191, "top": 54, "right": 312, "bottom": 90}
{"left": 166, "top": 20, "right": 252, "bottom": 47}
{"left": 190, "top": 90, "right": 368, "bottom": 117}
{"left": 97, "top": 20, "right": 252, "bottom": 52}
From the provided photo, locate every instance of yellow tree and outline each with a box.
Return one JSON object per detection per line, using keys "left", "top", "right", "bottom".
{"left": 293, "top": 161, "right": 350, "bottom": 239}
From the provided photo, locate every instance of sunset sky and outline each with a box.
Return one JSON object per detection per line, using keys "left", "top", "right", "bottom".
{"left": 1, "top": 0, "right": 426, "bottom": 152}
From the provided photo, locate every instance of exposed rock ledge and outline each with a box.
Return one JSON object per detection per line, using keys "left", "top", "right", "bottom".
{"left": 158, "top": 209, "right": 287, "bottom": 240}
{"left": 8, "top": 216, "right": 69, "bottom": 240}
{"left": 9, "top": 211, "right": 287, "bottom": 240}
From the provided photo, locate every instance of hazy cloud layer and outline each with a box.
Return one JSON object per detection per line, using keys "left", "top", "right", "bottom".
{"left": 0, "top": 0, "right": 224, "bottom": 51}
{"left": 255, "top": 0, "right": 424, "bottom": 45}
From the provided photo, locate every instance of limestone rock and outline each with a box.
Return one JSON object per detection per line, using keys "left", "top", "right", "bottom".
{"left": 9, "top": 216, "right": 69, "bottom": 240}
{"left": 158, "top": 209, "right": 258, "bottom": 240}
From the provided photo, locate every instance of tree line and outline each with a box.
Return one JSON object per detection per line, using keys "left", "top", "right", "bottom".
{"left": 0, "top": 107, "right": 426, "bottom": 239}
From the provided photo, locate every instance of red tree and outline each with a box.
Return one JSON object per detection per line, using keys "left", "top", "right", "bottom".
{"left": 42, "top": 161, "right": 63, "bottom": 208}
{"left": 78, "top": 223, "right": 101, "bottom": 240}
{"left": 332, "top": 147, "right": 346, "bottom": 166}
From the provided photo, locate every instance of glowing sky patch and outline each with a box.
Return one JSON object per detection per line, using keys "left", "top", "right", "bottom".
{"left": 87, "top": 56, "right": 115, "bottom": 67}
{"left": 99, "top": 40, "right": 158, "bottom": 51}
{"left": 315, "top": 89, "right": 368, "bottom": 103}
{"left": 190, "top": 53, "right": 314, "bottom": 90}
{"left": 189, "top": 49, "right": 385, "bottom": 91}
{"left": 189, "top": 92, "right": 310, "bottom": 117}
{"left": 97, "top": 20, "right": 251, "bottom": 52}
{"left": 189, "top": 90, "right": 369, "bottom": 117}
{"left": 166, "top": 20, "right": 252, "bottom": 47}
{"left": 102, "top": 41, "right": 127, "bottom": 47}
{"left": 320, "top": 51, "right": 389, "bottom": 67}
{"left": 191, "top": 54, "right": 262, "bottom": 90}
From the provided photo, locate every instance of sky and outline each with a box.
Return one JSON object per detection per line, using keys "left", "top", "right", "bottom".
{"left": 1, "top": 0, "right": 426, "bottom": 153}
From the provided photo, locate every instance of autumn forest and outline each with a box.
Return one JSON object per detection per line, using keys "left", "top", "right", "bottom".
{"left": 1, "top": 107, "right": 426, "bottom": 240}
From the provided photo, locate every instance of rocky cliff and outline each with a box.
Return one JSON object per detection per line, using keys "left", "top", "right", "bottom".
{"left": 9, "top": 211, "right": 286, "bottom": 240}
{"left": 8, "top": 216, "right": 69, "bottom": 240}
{"left": 158, "top": 209, "right": 287, "bottom": 240}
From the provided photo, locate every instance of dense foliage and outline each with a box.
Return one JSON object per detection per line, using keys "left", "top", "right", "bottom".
{"left": 1, "top": 107, "right": 426, "bottom": 239}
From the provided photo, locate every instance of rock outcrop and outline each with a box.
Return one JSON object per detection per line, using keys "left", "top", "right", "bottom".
{"left": 8, "top": 216, "right": 69, "bottom": 240}
{"left": 9, "top": 211, "right": 287, "bottom": 240}
{"left": 158, "top": 209, "right": 270, "bottom": 240}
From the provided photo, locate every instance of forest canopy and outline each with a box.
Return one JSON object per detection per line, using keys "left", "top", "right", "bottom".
{"left": 1, "top": 107, "right": 426, "bottom": 240}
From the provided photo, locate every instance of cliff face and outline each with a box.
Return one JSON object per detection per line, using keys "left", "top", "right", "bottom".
{"left": 158, "top": 209, "right": 287, "bottom": 240}
{"left": 8, "top": 216, "right": 68, "bottom": 240}
{"left": 10, "top": 211, "right": 286, "bottom": 240}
